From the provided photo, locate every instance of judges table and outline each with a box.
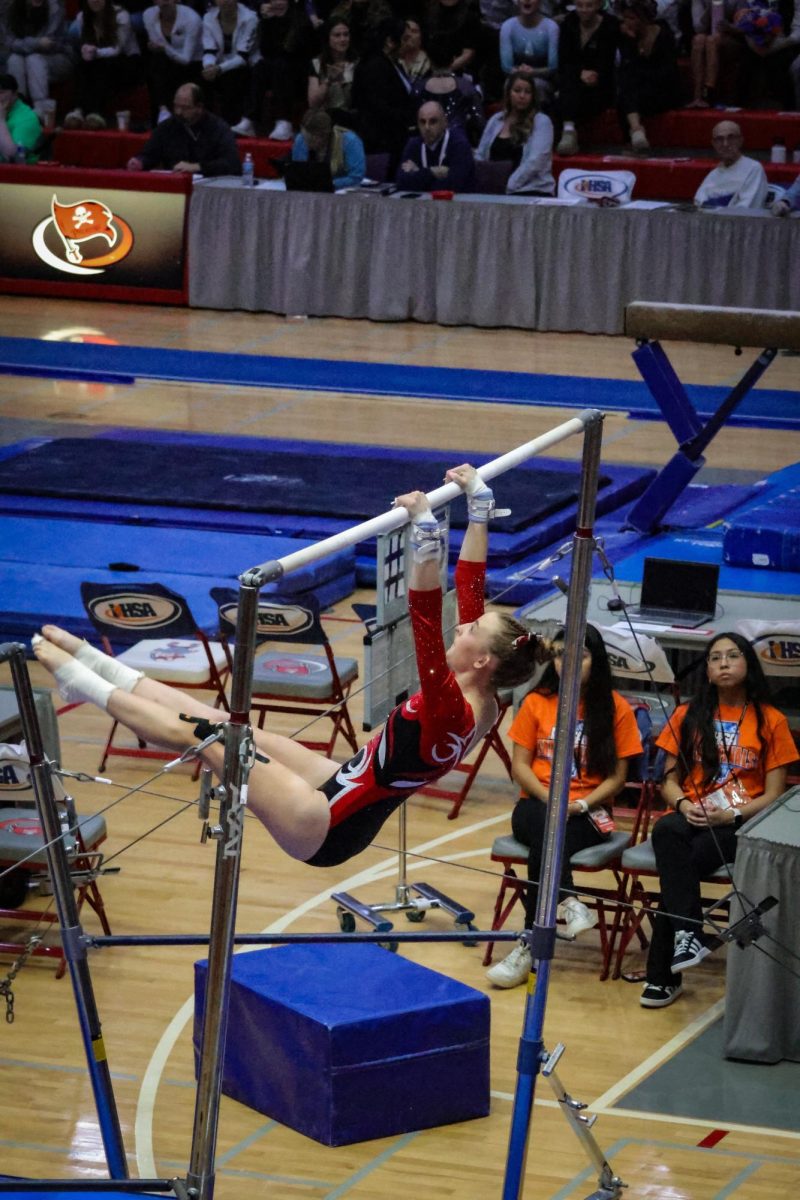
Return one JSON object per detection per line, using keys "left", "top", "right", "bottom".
{"left": 188, "top": 182, "right": 800, "bottom": 333}
{"left": 723, "top": 785, "right": 800, "bottom": 1064}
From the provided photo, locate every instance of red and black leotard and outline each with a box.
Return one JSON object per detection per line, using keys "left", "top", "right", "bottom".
{"left": 306, "top": 560, "right": 494, "bottom": 867}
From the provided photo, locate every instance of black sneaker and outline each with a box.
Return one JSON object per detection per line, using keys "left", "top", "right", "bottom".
{"left": 671, "top": 930, "right": 710, "bottom": 972}
{"left": 640, "top": 982, "right": 683, "bottom": 1008}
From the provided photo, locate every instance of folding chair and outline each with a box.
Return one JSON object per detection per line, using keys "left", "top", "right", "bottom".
{"left": 81, "top": 581, "right": 230, "bottom": 772}
{"left": 0, "top": 742, "right": 111, "bottom": 978}
{"left": 212, "top": 588, "right": 359, "bottom": 757}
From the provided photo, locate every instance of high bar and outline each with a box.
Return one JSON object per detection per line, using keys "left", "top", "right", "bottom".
{"left": 242, "top": 409, "right": 602, "bottom": 586}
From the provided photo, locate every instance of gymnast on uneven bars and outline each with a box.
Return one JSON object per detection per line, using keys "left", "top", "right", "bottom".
{"left": 33, "top": 464, "right": 553, "bottom": 869}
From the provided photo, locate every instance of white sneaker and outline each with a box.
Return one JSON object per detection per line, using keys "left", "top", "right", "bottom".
{"left": 157, "top": 106, "right": 171, "bottom": 124}
{"left": 63, "top": 108, "right": 85, "bottom": 129}
{"left": 231, "top": 117, "right": 256, "bottom": 137}
{"left": 559, "top": 897, "right": 597, "bottom": 938}
{"left": 268, "top": 119, "right": 294, "bottom": 141}
{"left": 485, "top": 940, "right": 533, "bottom": 989}
{"left": 630, "top": 127, "right": 650, "bottom": 154}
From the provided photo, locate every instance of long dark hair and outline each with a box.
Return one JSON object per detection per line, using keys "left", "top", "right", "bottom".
{"left": 535, "top": 624, "right": 617, "bottom": 778}
{"left": 318, "top": 18, "right": 355, "bottom": 68}
{"left": 9, "top": 0, "right": 49, "bottom": 37}
{"left": 676, "top": 631, "right": 770, "bottom": 790}
{"left": 80, "top": 0, "right": 118, "bottom": 47}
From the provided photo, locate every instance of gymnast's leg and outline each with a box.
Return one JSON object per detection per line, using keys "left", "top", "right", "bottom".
{"left": 33, "top": 635, "right": 333, "bottom": 861}
{"left": 38, "top": 624, "right": 341, "bottom": 785}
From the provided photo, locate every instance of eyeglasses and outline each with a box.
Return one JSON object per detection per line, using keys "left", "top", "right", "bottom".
{"left": 707, "top": 650, "right": 743, "bottom": 664}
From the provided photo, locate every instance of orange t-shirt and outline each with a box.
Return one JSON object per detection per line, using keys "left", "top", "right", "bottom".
{"left": 508, "top": 689, "right": 643, "bottom": 801}
{"left": 656, "top": 701, "right": 797, "bottom": 800}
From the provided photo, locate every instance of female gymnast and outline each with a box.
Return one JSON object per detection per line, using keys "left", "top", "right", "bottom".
{"left": 33, "top": 465, "right": 551, "bottom": 869}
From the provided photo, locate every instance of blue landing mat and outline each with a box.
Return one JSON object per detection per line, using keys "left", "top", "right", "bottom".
{"left": 2, "top": 337, "right": 799, "bottom": 429}
{"left": 610, "top": 530, "right": 800, "bottom": 597}
{"left": 0, "top": 435, "right": 655, "bottom": 570}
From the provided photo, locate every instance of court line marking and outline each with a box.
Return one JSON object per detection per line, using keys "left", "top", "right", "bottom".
{"left": 134, "top": 808, "right": 513, "bottom": 1178}
{"left": 590, "top": 998, "right": 725, "bottom": 1111}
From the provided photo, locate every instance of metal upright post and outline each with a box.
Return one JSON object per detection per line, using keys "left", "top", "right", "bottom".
{"left": 502, "top": 413, "right": 605, "bottom": 1199}
{"left": 186, "top": 583, "right": 259, "bottom": 1200}
{"left": 0, "top": 643, "right": 128, "bottom": 1179}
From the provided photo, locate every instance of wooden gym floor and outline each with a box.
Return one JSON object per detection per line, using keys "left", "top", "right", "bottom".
{"left": 0, "top": 295, "right": 798, "bottom": 1199}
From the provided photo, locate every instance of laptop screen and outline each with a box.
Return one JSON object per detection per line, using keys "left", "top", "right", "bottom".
{"left": 639, "top": 557, "right": 719, "bottom": 617}
{"left": 284, "top": 161, "right": 335, "bottom": 193}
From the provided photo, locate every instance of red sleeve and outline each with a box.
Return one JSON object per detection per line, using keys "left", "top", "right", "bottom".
{"left": 407, "top": 583, "right": 473, "bottom": 730}
{"left": 455, "top": 559, "right": 486, "bottom": 623}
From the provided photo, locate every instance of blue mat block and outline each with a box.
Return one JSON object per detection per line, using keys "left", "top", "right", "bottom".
{"left": 193, "top": 945, "right": 490, "bottom": 1146}
{"left": 659, "top": 483, "right": 758, "bottom": 529}
{"left": 723, "top": 487, "right": 800, "bottom": 571}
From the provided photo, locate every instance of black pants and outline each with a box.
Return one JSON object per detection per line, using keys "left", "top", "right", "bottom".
{"left": 77, "top": 54, "right": 142, "bottom": 119}
{"left": 204, "top": 65, "right": 249, "bottom": 126}
{"left": 511, "top": 796, "right": 606, "bottom": 928}
{"left": 558, "top": 74, "right": 614, "bottom": 125}
{"left": 145, "top": 51, "right": 200, "bottom": 116}
{"left": 645, "top": 811, "right": 737, "bottom": 985}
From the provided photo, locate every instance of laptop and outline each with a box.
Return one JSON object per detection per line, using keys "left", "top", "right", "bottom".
{"left": 628, "top": 557, "right": 719, "bottom": 628}
{"left": 284, "top": 161, "right": 334, "bottom": 193}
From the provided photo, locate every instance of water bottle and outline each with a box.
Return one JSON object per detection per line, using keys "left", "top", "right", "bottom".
{"left": 710, "top": 0, "right": 723, "bottom": 34}
{"left": 242, "top": 151, "right": 255, "bottom": 186}
{"left": 771, "top": 138, "right": 787, "bottom": 164}
{"left": 792, "top": 146, "right": 800, "bottom": 164}
{"left": 15, "top": 144, "right": 27, "bottom": 164}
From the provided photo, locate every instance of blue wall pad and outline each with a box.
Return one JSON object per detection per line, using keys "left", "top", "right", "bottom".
{"left": 610, "top": 531, "right": 800, "bottom": 597}
{"left": 194, "top": 944, "right": 490, "bottom": 1146}
{"left": 723, "top": 485, "right": 800, "bottom": 571}
{"left": 0, "top": 562, "right": 355, "bottom": 648}
{"left": 2, "top": 337, "right": 799, "bottom": 429}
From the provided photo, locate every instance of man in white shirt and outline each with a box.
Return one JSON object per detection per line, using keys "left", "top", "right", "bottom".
{"left": 694, "top": 121, "right": 768, "bottom": 209}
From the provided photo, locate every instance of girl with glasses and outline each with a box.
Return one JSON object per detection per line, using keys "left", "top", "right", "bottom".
{"left": 640, "top": 631, "right": 797, "bottom": 1008}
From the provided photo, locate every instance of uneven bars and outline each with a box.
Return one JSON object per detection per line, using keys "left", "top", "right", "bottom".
{"left": 242, "top": 411, "right": 600, "bottom": 587}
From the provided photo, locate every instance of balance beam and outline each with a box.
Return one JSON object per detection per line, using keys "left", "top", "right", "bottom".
{"left": 624, "top": 302, "right": 800, "bottom": 352}
{"left": 624, "top": 302, "right": 800, "bottom": 533}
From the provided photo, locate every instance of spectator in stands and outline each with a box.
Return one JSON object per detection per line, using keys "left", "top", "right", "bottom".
{"left": 717, "top": 0, "right": 798, "bottom": 108}
{"left": 307, "top": 17, "right": 359, "bottom": 129}
{"left": 395, "top": 96, "right": 475, "bottom": 188}
{"left": 687, "top": 0, "right": 738, "bottom": 106}
{"left": 640, "top": 632, "right": 796, "bottom": 1009}
{"left": 2, "top": 0, "right": 74, "bottom": 116}
{"left": 291, "top": 105, "right": 366, "bottom": 185}
{"left": 486, "top": 624, "right": 642, "bottom": 989}
{"left": 201, "top": 0, "right": 259, "bottom": 136}
{"left": 555, "top": 0, "right": 619, "bottom": 155}
{"left": 253, "top": 0, "right": 313, "bottom": 140}
{"left": 499, "top": 0, "right": 558, "bottom": 107}
{"left": 616, "top": 0, "right": 679, "bottom": 153}
{"left": 142, "top": 0, "right": 202, "bottom": 125}
{"left": 126, "top": 79, "right": 241, "bottom": 173}
{"left": 694, "top": 119, "right": 768, "bottom": 207}
{"left": 65, "top": 0, "right": 142, "bottom": 129}
{"left": 475, "top": 68, "right": 554, "bottom": 191}
{"left": 773, "top": 174, "right": 800, "bottom": 214}
{"left": 411, "top": 34, "right": 484, "bottom": 144}
{"left": 352, "top": 17, "right": 414, "bottom": 166}
{"left": 329, "top": 0, "right": 391, "bottom": 58}
{"left": 0, "top": 67, "right": 41, "bottom": 157}
{"left": 426, "top": 0, "right": 482, "bottom": 76}
{"left": 398, "top": 16, "right": 429, "bottom": 78}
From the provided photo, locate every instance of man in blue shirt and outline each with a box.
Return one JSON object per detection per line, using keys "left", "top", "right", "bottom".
{"left": 395, "top": 100, "right": 475, "bottom": 192}
{"left": 773, "top": 175, "right": 800, "bottom": 215}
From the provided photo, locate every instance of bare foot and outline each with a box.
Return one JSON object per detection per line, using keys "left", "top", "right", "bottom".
{"left": 32, "top": 635, "right": 73, "bottom": 675}
{"left": 41, "top": 624, "right": 85, "bottom": 654}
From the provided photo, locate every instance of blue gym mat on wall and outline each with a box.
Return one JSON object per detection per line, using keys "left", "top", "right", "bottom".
{"left": 2, "top": 337, "right": 799, "bottom": 429}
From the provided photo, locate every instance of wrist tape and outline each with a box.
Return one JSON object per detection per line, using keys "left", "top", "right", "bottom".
{"left": 410, "top": 508, "right": 443, "bottom": 563}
